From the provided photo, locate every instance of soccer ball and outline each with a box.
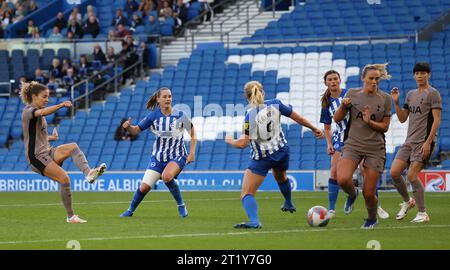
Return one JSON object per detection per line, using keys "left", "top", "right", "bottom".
{"left": 307, "top": 206, "right": 330, "bottom": 227}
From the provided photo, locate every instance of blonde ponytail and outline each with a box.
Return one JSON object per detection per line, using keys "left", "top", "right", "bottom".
{"left": 244, "top": 81, "right": 264, "bottom": 107}
{"left": 20, "top": 81, "right": 47, "bottom": 104}
{"left": 362, "top": 63, "right": 391, "bottom": 80}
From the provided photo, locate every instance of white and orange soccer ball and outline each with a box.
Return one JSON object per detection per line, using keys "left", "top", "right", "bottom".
{"left": 307, "top": 206, "right": 330, "bottom": 227}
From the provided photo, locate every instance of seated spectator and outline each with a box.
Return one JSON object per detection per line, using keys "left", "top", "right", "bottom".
{"left": 106, "top": 46, "right": 118, "bottom": 65}
{"left": 13, "top": 75, "right": 28, "bottom": 95}
{"left": 78, "top": 54, "right": 91, "bottom": 77}
{"left": 61, "top": 58, "right": 75, "bottom": 77}
{"left": 34, "top": 68, "right": 47, "bottom": 85}
{"left": 25, "top": 19, "right": 37, "bottom": 37}
{"left": 83, "top": 15, "right": 100, "bottom": 38}
{"left": 82, "top": 5, "right": 97, "bottom": 22}
{"left": 115, "top": 118, "right": 138, "bottom": 141}
{"left": 68, "top": 6, "right": 82, "bottom": 26}
{"left": 129, "top": 13, "right": 142, "bottom": 32}
{"left": 2, "top": 9, "right": 13, "bottom": 29}
{"left": 63, "top": 67, "right": 79, "bottom": 88}
{"left": 173, "top": 0, "right": 188, "bottom": 24}
{"left": 12, "top": 4, "right": 25, "bottom": 23}
{"left": 116, "top": 23, "right": 132, "bottom": 39}
{"left": 68, "top": 18, "right": 83, "bottom": 39}
{"left": 136, "top": 41, "right": 150, "bottom": 71}
{"left": 93, "top": 44, "right": 107, "bottom": 65}
{"left": 28, "top": 1, "right": 38, "bottom": 13}
{"left": 145, "top": 15, "right": 160, "bottom": 42}
{"left": 66, "top": 31, "right": 74, "bottom": 41}
{"left": 107, "top": 29, "right": 118, "bottom": 41}
{"left": 48, "top": 26, "right": 63, "bottom": 41}
{"left": 159, "top": 0, "right": 173, "bottom": 20}
{"left": 124, "top": 0, "right": 139, "bottom": 19}
{"left": 112, "top": 8, "right": 127, "bottom": 27}
{"left": 46, "top": 75, "right": 60, "bottom": 95}
{"left": 54, "top": 12, "right": 67, "bottom": 30}
{"left": 50, "top": 58, "right": 63, "bottom": 78}
{"left": 138, "top": 0, "right": 155, "bottom": 17}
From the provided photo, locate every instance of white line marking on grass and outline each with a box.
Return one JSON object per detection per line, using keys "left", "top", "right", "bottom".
{"left": 1, "top": 224, "right": 450, "bottom": 246}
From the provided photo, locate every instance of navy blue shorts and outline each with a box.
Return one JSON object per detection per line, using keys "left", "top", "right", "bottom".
{"left": 147, "top": 155, "right": 187, "bottom": 174}
{"left": 332, "top": 140, "right": 344, "bottom": 153}
{"left": 248, "top": 147, "right": 290, "bottom": 176}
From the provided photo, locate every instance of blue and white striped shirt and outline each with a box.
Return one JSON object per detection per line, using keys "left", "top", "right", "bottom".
{"left": 320, "top": 89, "right": 349, "bottom": 145}
{"left": 138, "top": 108, "right": 190, "bottom": 162}
{"left": 244, "top": 99, "right": 292, "bottom": 160}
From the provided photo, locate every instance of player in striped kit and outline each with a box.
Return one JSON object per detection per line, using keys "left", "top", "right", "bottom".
{"left": 120, "top": 87, "right": 197, "bottom": 218}
{"left": 226, "top": 81, "right": 323, "bottom": 228}
{"left": 320, "top": 70, "right": 389, "bottom": 219}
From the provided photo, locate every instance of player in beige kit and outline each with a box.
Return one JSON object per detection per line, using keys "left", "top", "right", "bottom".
{"left": 334, "top": 64, "right": 392, "bottom": 229}
{"left": 20, "top": 82, "right": 107, "bottom": 223}
{"left": 390, "top": 62, "right": 442, "bottom": 223}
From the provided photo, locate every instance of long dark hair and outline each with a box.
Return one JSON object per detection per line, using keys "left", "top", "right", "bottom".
{"left": 146, "top": 87, "right": 170, "bottom": 110}
{"left": 320, "top": 70, "right": 341, "bottom": 108}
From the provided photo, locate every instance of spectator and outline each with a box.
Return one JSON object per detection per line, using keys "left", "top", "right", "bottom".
{"left": 66, "top": 30, "right": 74, "bottom": 41}
{"left": 106, "top": 46, "right": 118, "bottom": 65}
{"left": 48, "top": 26, "right": 63, "bottom": 41}
{"left": 25, "top": 18, "right": 36, "bottom": 37}
{"left": 28, "top": 0, "right": 38, "bottom": 13}
{"left": 50, "top": 58, "right": 62, "bottom": 78}
{"left": 112, "top": 8, "right": 127, "bottom": 27}
{"left": 63, "top": 67, "right": 79, "bottom": 88}
{"left": 120, "top": 40, "right": 137, "bottom": 84}
{"left": 2, "top": 9, "right": 13, "bottom": 29}
{"left": 129, "top": 12, "right": 142, "bottom": 32}
{"left": 124, "top": 0, "right": 139, "bottom": 19}
{"left": 107, "top": 29, "right": 117, "bottom": 41}
{"left": 83, "top": 14, "right": 100, "bottom": 38}
{"left": 173, "top": 0, "right": 188, "bottom": 24}
{"left": 159, "top": 0, "right": 173, "bottom": 19}
{"left": 78, "top": 54, "right": 91, "bottom": 77}
{"left": 13, "top": 75, "right": 28, "bottom": 95}
{"left": 61, "top": 58, "right": 74, "bottom": 77}
{"left": 34, "top": 68, "right": 47, "bottom": 85}
{"left": 83, "top": 5, "right": 97, "bottom": 22}
{"left": 68, "top": 18, "right": 83, "bottom": 39}
{"left": 136, "top": 41, "right": 150, "bottom": 71}
{"left": 12, "top": 4, "right": 25, "bottom": 23}
{"left": 68, "top": 6, "right": 82, "bottom": 25}
{"left": 115, "top": 118, "right": 138, "bottom": 141}
{"left": 46, "top": 75, "right": 59, "bottom": 95}
{"left": 138, "top": 0, "right": 155, "bottom": 17}
{"left": 116, "top": 23, "right": 132, "bottom": 39}
{"left": 54, "top": 12, "right": 67, "bottom": 30}
{"left": 93, "top": 44, "right": 107, "bottom": 65}
{"left": 145, "top": 15, "right": 160, "bottom": 42}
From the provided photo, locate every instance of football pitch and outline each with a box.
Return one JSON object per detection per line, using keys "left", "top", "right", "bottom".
{"left": 0, "top": 191, "right": 449, "bottom": 250}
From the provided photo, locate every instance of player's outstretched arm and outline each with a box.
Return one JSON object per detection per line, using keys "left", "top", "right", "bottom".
{"left": 34, "top": 101, "right": 72, "bottom": 117}
{"left": 289, "top": 111, "right": 323, "bottom": 138}
{"left": 225, "top": 134, "right": 250, "bottom": 149}
{"left": 122, "top": 117, "right": 142, "bottom": 136}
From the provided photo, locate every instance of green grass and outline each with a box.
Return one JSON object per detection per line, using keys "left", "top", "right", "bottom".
{"left": 0, "top": 191, "right": 449, "bottom": 250}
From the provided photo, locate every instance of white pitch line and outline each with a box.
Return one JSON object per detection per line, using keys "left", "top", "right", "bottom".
{"left": 0, "top": 225, "right": 450, "bottom": 246}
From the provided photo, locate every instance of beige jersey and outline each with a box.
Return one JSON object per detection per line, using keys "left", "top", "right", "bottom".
{"left": 22, "top": 105, "right": 51, "bottom": 171}
{"left": 403, "top": 86, "right": 442, "bottom": 144}
{"left": 343, "top": 88, "right": 392, "bottom": 151}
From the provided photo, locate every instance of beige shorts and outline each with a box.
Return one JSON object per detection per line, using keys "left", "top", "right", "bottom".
{"left": 29, "top": 148, "right": 56, "bottom": 176}
{"left": 341, "top": 145, "right": 386, "bottom": 174}
{"left": 395, "top": 142, "right": 435, "bottom": 164}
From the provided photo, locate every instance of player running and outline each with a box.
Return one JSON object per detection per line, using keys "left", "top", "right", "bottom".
{"left": 226, "top": 81, "right": 323, "bottom": 229}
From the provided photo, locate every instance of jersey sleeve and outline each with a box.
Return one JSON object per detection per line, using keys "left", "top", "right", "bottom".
{"left": 22, "top": 106, "right": 37, "bottom": 121}
{"left": 430, "top": 90, "right": 442, "bottom": 110}
{"left": 274, "top": 99, "right": 293, "bottom": 117}
{"left": 137, "top": 111, "right": 154, "bottom": 131}
{"left": 319, "top": 107, "right": 332, "bottom": 124}
{"left": 384, "top": 94, "right": 392, "bottom": 117}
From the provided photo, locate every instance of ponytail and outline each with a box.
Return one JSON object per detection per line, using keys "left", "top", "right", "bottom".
{"left": 19, "top": 81, "right": 47, "bottom": 104}
{"left": 244, "top": 81, "right": 264, "bottom": 107}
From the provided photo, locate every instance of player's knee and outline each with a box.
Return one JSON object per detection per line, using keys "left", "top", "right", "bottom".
{"left": 161, "top": 172, "right": 174, "bottom": 182}
{"left": 390, "top": 168, "right": 402, "bottom": 180}
{"left": 60, "top": 173, "right": 71, "bottom": 184}
{"left": 407, "top": 171, "right": 418, "bottom": 182}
